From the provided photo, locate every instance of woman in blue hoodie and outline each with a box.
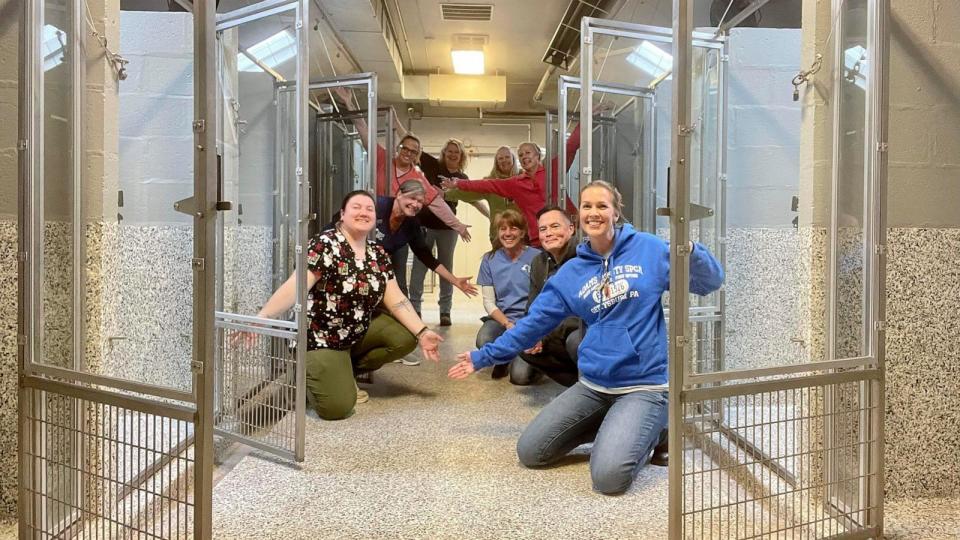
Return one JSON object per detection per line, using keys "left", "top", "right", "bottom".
{"left": 448, "top": 180, "right": 724, "bottom": 494}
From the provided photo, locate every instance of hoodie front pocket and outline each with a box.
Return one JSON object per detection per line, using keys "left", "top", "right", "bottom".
{"left": 578, "top": 324, "right": 638, "bottom": 383}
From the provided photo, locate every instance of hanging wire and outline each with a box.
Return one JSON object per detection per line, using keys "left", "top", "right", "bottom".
{"left": 82, "top": 0, "right": 128, "bottom": 80}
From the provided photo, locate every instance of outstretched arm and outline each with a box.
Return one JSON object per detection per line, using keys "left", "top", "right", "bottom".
{"left": 257, "top": 270, "right": 319, "bottom": 319}
{"left": 382, "top": 278, "right": 443, "bottom": 362}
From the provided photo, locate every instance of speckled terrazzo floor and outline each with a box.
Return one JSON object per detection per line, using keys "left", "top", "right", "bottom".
{"left": 210, "top": 300, "right": 674, "bottom": 540}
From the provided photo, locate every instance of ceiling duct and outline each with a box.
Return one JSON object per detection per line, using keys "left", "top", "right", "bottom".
{"left": 541, "top": 0, "right": 620, "bottom": 71}
{"left": 440, "top": 3, "right": 494, "bottom": 22}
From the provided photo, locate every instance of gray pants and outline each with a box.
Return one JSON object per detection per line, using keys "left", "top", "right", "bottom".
{"left": 409, "top": 228, "right": 459, "bottom": 314}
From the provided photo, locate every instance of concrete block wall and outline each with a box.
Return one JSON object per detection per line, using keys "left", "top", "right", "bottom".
{"left": 882, "top": 0, "right": 960, "bottom": 499}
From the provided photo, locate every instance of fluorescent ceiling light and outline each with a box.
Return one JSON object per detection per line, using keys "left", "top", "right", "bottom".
{"left": 626, "top": 40, "right": 672, "bottom": 80}
{"left": 844, "top": 45, "right": 868, "bottom": 90}
{"left": 42, "top": 24, "right": 66, "bottom": 71}
{"left": 237, "top": 29, "right": 296, "bottom": 73}
{"left": 451, "top": 49, "right": 484, "bottom": 75}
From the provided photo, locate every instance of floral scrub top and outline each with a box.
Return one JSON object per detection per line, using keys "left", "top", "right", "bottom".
{"left": 306, "top": 228, "right": 395, "bottom": 351}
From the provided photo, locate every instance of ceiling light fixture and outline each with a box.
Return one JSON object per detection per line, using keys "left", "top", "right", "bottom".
{"left": 451, "top": 49, "right": 484, "bottom": 75}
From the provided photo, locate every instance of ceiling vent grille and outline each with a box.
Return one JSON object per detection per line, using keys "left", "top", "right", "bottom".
{"left": 440, "top": 3, "right": 493, "bottom": 22}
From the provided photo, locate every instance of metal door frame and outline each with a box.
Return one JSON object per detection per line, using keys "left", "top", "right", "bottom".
{"left": 661, "top": 0, "right": 889, "bottom": 537}
{"left": 553, "top": 75, "right": 656, "bottom": 230}
{"left": 212, "top": 0, "right": 309, "bottom": 463}
{"left": 17, "top": 0, "right": 224, "bottom": 535}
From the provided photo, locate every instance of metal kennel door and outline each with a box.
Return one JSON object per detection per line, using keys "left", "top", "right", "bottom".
{"left": 18, "top": 0, "right": 222, "bottom": 536}
{"left": 212, "top": 0, "right": 310, "bottom": 463}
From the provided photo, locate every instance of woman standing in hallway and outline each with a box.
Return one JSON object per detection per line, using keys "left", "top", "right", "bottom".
{"left": 475, "top": 210, "right": 541, "bottom": 384}
{"left": 407, "top": 138, "right": 471, "bottom": 326}
{"left": 449, "top": 181, "right": 724, "bottom": 494}
{"left": 440, "top": 126, "right": 581, "bottom": 247}
{"left": 257, "top": 191, "right": 442, "bottom": 420}
{"left": 444, "top": 145, "right": 522, "bottom": 241}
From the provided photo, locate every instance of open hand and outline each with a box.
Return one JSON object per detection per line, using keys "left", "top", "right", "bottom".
{"left": 440, "top": 176, "right": 459, "bottom": 190}
{"left": 417, "top": 329, "right": 443, "bottom": 363}
{"left": 454, "top": 276, "right": 478, "bottom": 297}
{"left": 456, "top": 224, "right": 472, "bottom": 242}
{"left": 524, "top": 341, "right": 543, "bottom": 355}
{"left": 448, "top": 352, "right": 476, "bottom": 380}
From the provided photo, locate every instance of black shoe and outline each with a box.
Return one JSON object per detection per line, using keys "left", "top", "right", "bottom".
{"left": 650, "top": 429, "right": 669, "bottom": 467}
{"left": 491, "top": 363, "right": 509, "bottom": 379}
{"left": 439, "top": 313, "right": 452, "bottom": 326}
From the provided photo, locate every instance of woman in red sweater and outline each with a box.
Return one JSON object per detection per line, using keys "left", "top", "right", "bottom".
{"left": 440, "top": 125, "right": 580, "bottom": 247}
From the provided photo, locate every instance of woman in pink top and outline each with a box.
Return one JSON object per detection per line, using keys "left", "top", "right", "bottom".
{"left": 440, "top": 126, "right": 580, "bottom": 247}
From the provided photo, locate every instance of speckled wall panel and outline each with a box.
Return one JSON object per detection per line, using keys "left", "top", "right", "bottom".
{"left": 0, "top": 220, "right": 18, "bottom": 519}
{"left": 884, "top": 228, "right": 960, "bottom": 499}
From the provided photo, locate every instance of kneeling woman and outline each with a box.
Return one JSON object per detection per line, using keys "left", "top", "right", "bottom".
{"left": 476, "top": 210, "right": 541, "bottom": 384}
{"left": 449, "top": 181, "right": 724, "bottom": 494}
{"left": 258, "top": 190, "right": 442, "bottom": 420}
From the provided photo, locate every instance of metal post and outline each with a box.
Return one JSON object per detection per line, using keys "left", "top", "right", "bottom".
{"left": 192, "top": 0, "right": 219, "bottom": 535}
{"left": 668, "top": 0, "right": 694, "bottom": 537}
{"left": 366, "top": 79, "right": 378, "bottom": 195}
{"left": 869, "top": 0, "right": 889, "bottom": 531}
{"left": 558, "top": 77, "right": 569, "bottom": 204}
{"left": 545, "top": 110, "right": 554, "bottom": 205}
{"left": 579, "top": 17, "right": 594, "bottom": 189}
{"left": 293, "top": 0, "right": 309, "bottom": 462}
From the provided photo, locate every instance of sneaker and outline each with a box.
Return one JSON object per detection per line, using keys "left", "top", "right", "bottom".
{"left": 439, "top": 313, "right": 452, "bottom": 326}
{"left": 400, "top": 355, "right": 421, "bottom": 366}
{"left": 355, "top": 383, "right": 369, "bottom": 404}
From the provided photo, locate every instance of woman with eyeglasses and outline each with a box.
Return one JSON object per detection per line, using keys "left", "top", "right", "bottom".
{"left": 448, "top": 180, "right": 724, "bottom": 495}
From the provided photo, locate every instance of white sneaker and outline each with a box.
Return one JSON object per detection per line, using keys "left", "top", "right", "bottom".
{"left": 355, "top": 383, "right": 369, "bottom": 404}
{"left": 400, "top": 355, "right": 421, "bottom": 366}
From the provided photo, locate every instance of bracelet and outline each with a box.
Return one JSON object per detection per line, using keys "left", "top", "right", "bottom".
{"left": 415, "top": 326, "right": 429, "bottom": 339}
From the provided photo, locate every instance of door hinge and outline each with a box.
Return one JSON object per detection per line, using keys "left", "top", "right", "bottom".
{"left": 293, "top": 303, "right": 302, "bottom": 313}
{"left": 18, "top": 334, "right": 27, "bottom": 346}
{"left": 678, "top": 124, "right": 696, "bottom": 136}
{"left": 296, "top": 166, "right": 303, "bottom": 176}
{"left": 677, "top": 244, "right": 691, "bottom": 257}
{"left": 875, "top": 320, "right": 886, "bottom": 332}
{"left": 720, "top": 54, "right": 729, "bottom": 63}
{"left": 192, "top": 258, "right": 205, "bottom": 271}
{"left": 192, "top": 120, "right": 205, "bottom": 133}
{"left": 17, "top": 139, "right": 28, "bottom": 151}
{"left": 877, "top": 142, "right": 888, "bottom": 153}
{"left": 581, "top": 166, "right": 592, "bottom": 175}
{"left": 191, "top": 360, "right": 204, "bottom": 374}
{"left": 675, "top": 335, "right": 690, "bottom": 347}
{"left": 584, "top": 35, "right": 593, "bottom": 45}
{"left": 874, "top": 244, "right": 886, "bottom": 256}
{"left": 18, "top": 251, "right": 26, "bottom": 262}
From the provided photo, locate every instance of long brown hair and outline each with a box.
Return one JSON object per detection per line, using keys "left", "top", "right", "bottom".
{"left": 486, "top": 209, "right": 528, "bottom": 258}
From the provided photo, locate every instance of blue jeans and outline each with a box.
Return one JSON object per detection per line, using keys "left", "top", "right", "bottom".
{"left": 409, "top": 228, "right": 458, "bottom": 313}
{"left": 516, "top": 383, "right": 668, "bottom": 494}
{"left": 476, "top": 319, "right": 538, "bottom": 385}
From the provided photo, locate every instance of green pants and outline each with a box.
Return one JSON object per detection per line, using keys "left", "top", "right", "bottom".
{"left": 306, "top": 312, "right": 416, "bottom": 420}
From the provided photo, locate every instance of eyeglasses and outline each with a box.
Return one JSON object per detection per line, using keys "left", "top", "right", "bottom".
{"left": 397, "top": 145, "right": 419, "bottom": 155}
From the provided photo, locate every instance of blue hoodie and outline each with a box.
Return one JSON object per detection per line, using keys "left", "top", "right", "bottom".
{"left": 470, "top": 223, "right": 724, "bottom": 389}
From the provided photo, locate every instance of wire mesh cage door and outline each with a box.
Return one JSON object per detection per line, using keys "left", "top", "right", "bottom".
{"left": 212, "top": 0, "right": 311, "bottom": 463}
{"left": 660, "top": 0, "right": 889, "bottom": 538}
{"left": 17, "top": 0, "right": 224, "bottom": 536}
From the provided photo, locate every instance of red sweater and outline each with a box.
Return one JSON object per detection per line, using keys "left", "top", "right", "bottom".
{"left": 454, "top": 125, "right": 581, "bottom": 247}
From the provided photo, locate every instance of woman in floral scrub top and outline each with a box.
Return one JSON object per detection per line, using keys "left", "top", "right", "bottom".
{"left": 257, "top": 190, "right": 442, "bottom": 420}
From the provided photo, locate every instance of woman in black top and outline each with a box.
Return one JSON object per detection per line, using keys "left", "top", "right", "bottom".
{"left": 404, "top": 138, "right": 471, "bottom": 326}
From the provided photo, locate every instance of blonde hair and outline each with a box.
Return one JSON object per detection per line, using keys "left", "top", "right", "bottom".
{"left": 487, "top": 146, "right": 520, "bottom": 179}
{"left": 580, "top": 180, "right": 624, "bottom": 223}
{"left": 441, "top": 138, "right": 469, "bottom": 172}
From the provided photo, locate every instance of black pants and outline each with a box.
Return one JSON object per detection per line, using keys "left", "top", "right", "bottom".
{"left": 520, "top": 327, "right": 581, "bottom": 387}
